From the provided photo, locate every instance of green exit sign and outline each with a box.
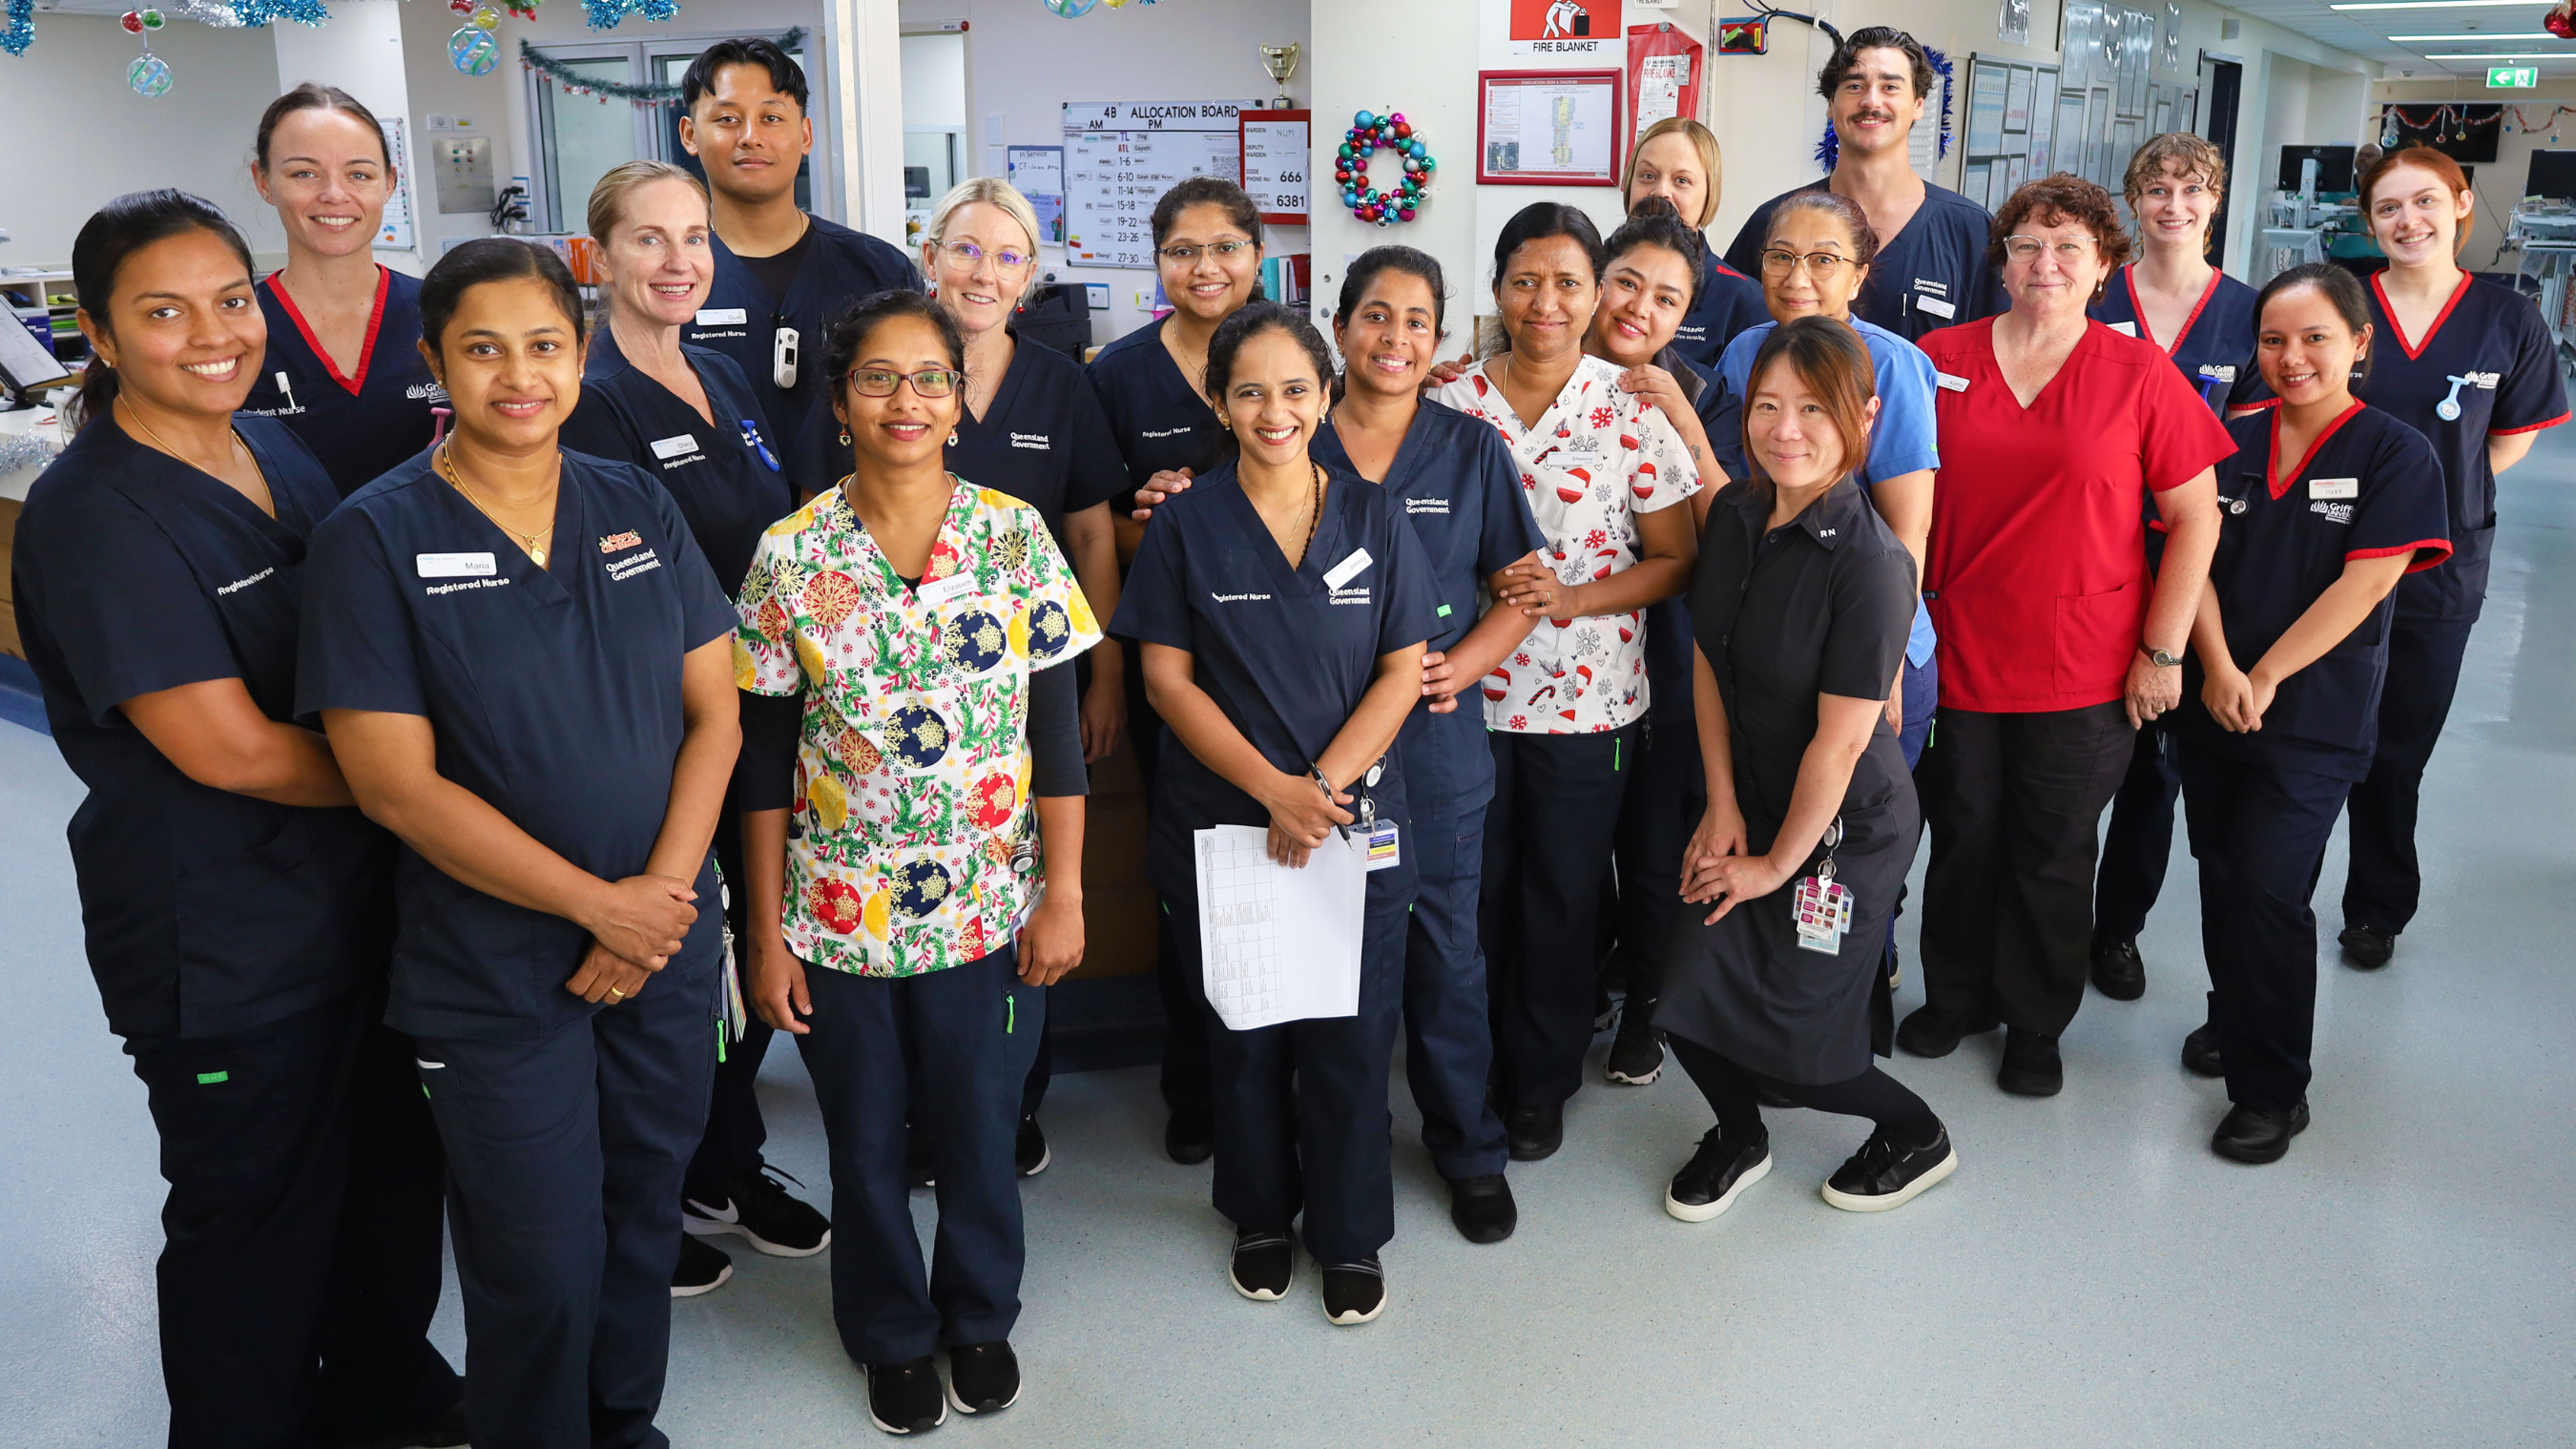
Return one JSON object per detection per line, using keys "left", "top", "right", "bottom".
{"left": 2489, "top": 65, "right": 2540, "bottom": 89}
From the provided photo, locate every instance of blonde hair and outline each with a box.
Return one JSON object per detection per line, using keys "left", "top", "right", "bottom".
{"left": 923, "top": 176, "right": 1048, "bottom": 300}
{"left": 1625, "top": 117, "right": 1724, "bottom": 230}
{"left": 585, "top": 159, "right": 709, "bottom": 244}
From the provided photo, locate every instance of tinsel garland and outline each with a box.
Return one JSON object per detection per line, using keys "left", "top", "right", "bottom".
{"left": 0, "top": 430, "right": 61, "bottom": 477}
{"left": 582, "top": 0, "right": 676, "bottom": 30}
{"left": 232, "top": 0, "right": 330, "bottom": 27}
{"left": 522, "top": 25, "right": 804, "bottom": 102}
{"left": 3, "top": 0, "right": 35, "bottom": 57}
{"left": 1814, "top": 46, "right": 1954, "bottom": 173}
{"left": 168, "top": 0, "right": 248, "bottom": 25}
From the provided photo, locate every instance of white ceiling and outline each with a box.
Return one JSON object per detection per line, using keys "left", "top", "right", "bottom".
{"left": 2225, "top": 0, "right": 2576, "bottom": 78}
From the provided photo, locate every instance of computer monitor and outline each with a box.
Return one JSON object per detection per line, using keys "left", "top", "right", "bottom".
{"left": 2279, "top": 144, "right": 2358, "bottom": 194}
{"left": 2529, "top": 150, "right": 2576, "bottom": 201}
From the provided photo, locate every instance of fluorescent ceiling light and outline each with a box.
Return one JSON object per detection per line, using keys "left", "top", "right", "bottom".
{"left": 2420, "top": 52, "right": 2576, "bottom": 58}
{"left": 2386, "top": 31, "right": 2559, "bottom": 40}
{"left": 2333, "top": 1, "right": 2546, "bottom": 10}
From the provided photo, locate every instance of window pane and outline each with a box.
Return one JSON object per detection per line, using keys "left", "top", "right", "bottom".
{"left": 540, "top": 56, "right": 637, "bottom": 228}
{"left": 654, "top": 52, "right": 811, "bottom": 213}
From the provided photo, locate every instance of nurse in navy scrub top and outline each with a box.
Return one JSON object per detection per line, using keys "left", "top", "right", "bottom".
{"left": 11, "top": 191, "right": 459, "bottom": 1449}
{"left": 1111, "top": 302, "right": 1438, "bottom": 1327}
{"left": 1625, "top": 117, "right": 1768, "bottom": 368}
{"left": 2333, "top": 148, "right": 2568, "bottom": 971}
{"left": 240, "top": 84, "right": 445, "bottom": 495}
{"left": 300, "top": 238, "right": 742, "bottom": 1449}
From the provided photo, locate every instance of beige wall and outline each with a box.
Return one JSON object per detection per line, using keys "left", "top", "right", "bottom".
{"left": 2375, "top": 78, "right": 2576, "bottom": 273}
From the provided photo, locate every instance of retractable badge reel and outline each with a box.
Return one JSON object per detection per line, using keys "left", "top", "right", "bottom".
{"left": 1793, "top": 817, "right": 1856, "bottom": 954}
{"left": 1323, "top": 758, "right": 1402, "bottom": 870}
{"left": 773, "top": 321, "right": 800, "bottom": 391}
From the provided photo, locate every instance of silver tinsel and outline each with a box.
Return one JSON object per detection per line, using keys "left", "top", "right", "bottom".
{"left": 166, "top": 0, "right": 250, "bottom": 26}
{"left": 0, "top": 429, "right": 61, "bottom": 476}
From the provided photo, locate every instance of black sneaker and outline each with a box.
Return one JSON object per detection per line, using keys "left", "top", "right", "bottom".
{"left": 2181, "top": 1024, "right": 2225, "bottom": 1078}
{"left": 1895, "top": 1004, "right": 2000, "bottom": 1059}
{"left": 1015, "top": 1115, "right": 1049, "bottom": 1177}
{"left": 670, "top": 1233, "right": 732, "bottom": 1297}
{"left": 945, "top": 1340, "right": 1019, "bottom": 1416}
{"left": 1605, "top": 998, "right": 1665, "bottom": 1085}
{"left": 1445, "top": 1173, "right": 1517, "bottom": 1243}
{"left": 2211, "top": 1099, "right": 2310, "bottom": 1164}
{"left": 1821, "top": 1125, "right": 1957, "bottom": 1211}
{"left": 1505, "top": 1103, "right": 1563, "bottom": 1162}
{"left": 1997, "top": 1028, "right": 2064, "bottom": 1097}
{"left": 1228, "top": 1227, "right": 1295, "bottom": 1301}
{"left": 2090, "top": 937, "right": 2147, "bottom": 1001}
{"left": 685, "top": 1165, "right": 830, "bottom": 1257}
{"left": 1165, "top": 1103, "right": 1214, "bottom": 1166}
{"left": 1664, "top": 1130, "right": 1772, "bottom": 1222}
{"left": 1319, "top": 1256, "right": 1386, "bottom": 1325}
{"left": 2339, "top": 924, "right": 2397, "bottom": 971}
{"left": 864, "top": 1355, "right": 945, "bottom": 1435}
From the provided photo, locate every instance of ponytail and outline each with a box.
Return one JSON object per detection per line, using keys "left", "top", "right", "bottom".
{"left": 68, "top": 189, "right": 255, "bottom": 434}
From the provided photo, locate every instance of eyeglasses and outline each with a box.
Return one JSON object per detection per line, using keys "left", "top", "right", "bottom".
{"left": 1157, "top": 239, "right": 1256, "bottom": 264}
{"left": 2003, "top": 236, "right": 2098, "bottom": 262}
{"left": 1759, "top": 247, "right": 1855, "bottom": 279}
{"left": 841, "top": 367, "right": 961, "bottom": 398}
{"left": 937, "top": 240, "right": 1033, "bottom": 272}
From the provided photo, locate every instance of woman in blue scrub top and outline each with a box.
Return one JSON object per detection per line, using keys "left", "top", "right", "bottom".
{"left": 558, "top": 161, "right": 821, "bottom": 1295}
{"left": 2172, "top": 264, "right": 2451, "bottom": 1164}
{"left": 1625, "top": 117, "right": 1769, "bottom": 367}
{"left": 12, "top": 191, "right": 459, "bottom": 1449}
{"left": 2088, "top": 133, "right": 2268, "bottom": 1004}
{"left": 241, "top": 84, "right": 444, "bottom": 495}
{"left": 1313, "top": 246, "right": 1546, "bottom": 1244}
{"left": 301, "top": 238, "right": 742, "bottom": 1449}
{"left": 1111, "top": 301, "right": 1438, "bottom": 1326}
{"left": 2335, "top": 147, "right": 2568, "bottom": 972}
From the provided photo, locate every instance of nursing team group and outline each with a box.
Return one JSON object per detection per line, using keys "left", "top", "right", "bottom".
{"left": 12, "top": 23, "right": 2554, "bottom": 1449}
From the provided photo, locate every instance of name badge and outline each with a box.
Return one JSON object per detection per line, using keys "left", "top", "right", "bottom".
{"left": 2108, "top": 321, "right": 2138, "bottom": 338}
{"left": 650, "top": 433, "right": 699, "bottom": 460}
{"left": 1917, "top": 295, "right": 1957, "bottom": 320}
{"left": 1322, "top": 549, "right": 1374, "bottom": 590}
{"left": 2199, "top": 364, "right": 2239, "bottom": 383}
{"left": 695, "top": 307, "right": 747, "bottom": 326}
{"left": 917, "top": 571, "right": 976, "bottom": 606}
{"left": 2309, "top": 477, "right": 2359, "bottom": 500}
{"left": 1935, "top": 372, "right": 1969, "bottom": 392}
{"left": 417, "top": 551, "right": 496, "bottom": 578}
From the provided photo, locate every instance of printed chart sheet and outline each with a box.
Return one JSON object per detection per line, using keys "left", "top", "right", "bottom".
{"left": 1193, "top": 825, "right": 1364, "bottom": 1031}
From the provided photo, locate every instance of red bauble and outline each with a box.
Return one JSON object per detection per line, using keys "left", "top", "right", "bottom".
{"left": 119, "top": 10, "right": 144, "bottom": 32}
{"left": 2549, "top": 3, "right": 2576, "bottom": 38}
{"left": 1394, "top": 122, "right": 1413, "bottom": 139}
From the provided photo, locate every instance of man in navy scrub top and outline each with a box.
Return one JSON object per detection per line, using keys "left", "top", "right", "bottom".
{"left": 14, "top": 189, "right": 461, "bottom": 1449}
{"left": 2336, "top": 148, "right": 2568, "bottom": 971}
{"left": 676, "top": 37, "right": 920, "bottom": 493}
{"left": 1314, "top": 247, "right": 1547, "bottom": 1244}
{"left": 300, "top": 239, "right": 742, "bottom": 1449}
{"left": 2171, "top": 264, "right": 2452, "bottom": 1163}
{"left": 560, "top": 160, "right": 821, "bottom": 1297}
{"left": 1625, "top": 117, "right": 1770, "bottom": 368}
{"left": 1722, "top": 27, "right": 2003, "bottom": 344}
{"left": 239, "top": 84, "right": 444, "bottom": 495}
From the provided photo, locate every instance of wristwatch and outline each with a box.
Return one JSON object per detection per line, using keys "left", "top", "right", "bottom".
{"left": 2139, "top": 645, "right": 2183, "bottom": 669}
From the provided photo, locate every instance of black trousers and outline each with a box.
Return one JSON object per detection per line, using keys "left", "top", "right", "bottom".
{"left": 1669, "top": 1035, "right": 1940, "bottom": 1145}
{"left": 2341, "top": 614, "right": 2475, "bottom": 935}
{"left": 129, "top": 991, "right": 458, "bottom": 1449}
{"left": 2094, "top": 714, "right": 2184, "bottom": 945}
{"left": 2181, "top": 745, "right": 2356, "bottom": 1108}
{"left": 1606, "top": 698, "right": 1703, "bottom": 1013}
{"left": 1918, "top": 702, "right": 2135, "bottom": 1037}
{"left": 684, "top": 815, "right": 770, "bottom": 1205}
{"left": 1483, "top": 724, "right": 1636, "bottom": 1107}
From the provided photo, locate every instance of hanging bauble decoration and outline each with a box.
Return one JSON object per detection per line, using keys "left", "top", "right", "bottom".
{"left": 1334, "top": 107, "right": 1433, "bottom": 227}
{"left": 449, "top": 24, "right": 498, "bottom": 74}
{"left": 119, "top": 10, "right": 164, "bottom": 32}
{"left": 471, "top": 5, "right": 502, "bottom": 30}
{"left": 129, "top": 47, "right": 173, "bottom": 96}
{"left": 580, "top": 0, "right": 678, "bottom": 28}
{"left": 1045, "top": 0, "right": 1100, "bottom": 16}
{"left": 449, "top": 0, "right": 474, "bottom": 11}
{"left": 2547, "top": 2, "right": 2576, "bottom": 39}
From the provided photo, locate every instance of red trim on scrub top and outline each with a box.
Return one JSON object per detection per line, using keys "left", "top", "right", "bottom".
{"left": 2347, "top": 538, "right": 2456, "bottom": 573}
{"left": 2489, "top": 410, "right": 2571, "bottom": 436}
{"left": 2369, "top": 269, "right": 2472, "bottom": 362}
{"left": 2123, "top": 265, "right": 2223, "bottom": 357}
{"left": 2268, "top": 398, "right": 2367, "bottom": 499}
{"left": 263, "top": 265, "right": 390, "bottom": 396}
{"left": 1712, "top": 258, "right": 1755, "bottom": 283}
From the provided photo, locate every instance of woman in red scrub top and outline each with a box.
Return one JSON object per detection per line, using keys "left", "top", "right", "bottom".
{"left": 1900, "top": 175, "right": 2231, "bottom": 1097}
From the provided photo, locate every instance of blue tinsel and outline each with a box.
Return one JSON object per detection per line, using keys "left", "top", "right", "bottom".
{"left": 3, "top": 0, "right": 35, "bottom": 56}
{"left": 233, "top": 0, "right": 331, "bottom": 26}
{"left": 1815, "top": 46, "right": 1956, "bottom": 174}
{"left": 584, "top": 0, "right": 680, "bottom": 29}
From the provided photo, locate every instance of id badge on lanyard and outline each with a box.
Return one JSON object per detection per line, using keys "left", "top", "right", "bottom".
{"left": 1328, "top": 756, "right": 1402, "bottom": 870}
{"left": 1794, "top": 816, "right": 1856, "bottom": 954}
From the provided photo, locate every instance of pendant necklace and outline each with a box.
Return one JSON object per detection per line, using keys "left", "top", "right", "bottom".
{"left": 441, "top": 442, "right": 556, "bottom": 567}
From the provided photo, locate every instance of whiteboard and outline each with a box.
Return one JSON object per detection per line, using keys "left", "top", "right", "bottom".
{"left": 1063, "top": 99, "right": 1261, "bottom": 270}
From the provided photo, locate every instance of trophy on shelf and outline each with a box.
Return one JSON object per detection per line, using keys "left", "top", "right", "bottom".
{"left": 1258, "top": 42, "right": 1299, "bottom": 110}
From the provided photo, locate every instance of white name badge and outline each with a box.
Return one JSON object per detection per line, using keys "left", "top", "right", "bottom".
{"left": 1322, "top": 549, "right": 1374, "bottom": 590}
{"left": 649, "top": 433, "right": 700, "bottom": 460}
{"left": 695, "top": 308, "right": 747, "bottom": 326}
{"left": 2108, "top": 321, "right": 2138, "bottom": 338}
{"left": 1917, "top": 295, "right": 1957, "bottom": 320}
{"left": 417, "top": 551, "right": 497, "bottom": 578}
{"left": 2199, "top": 364, "right": 2238, "bottom": 383}
{"left": 2309, "top": 477, "right": 2359, "bottom": 500}
{"left": 916, "top": 571, "right": 976, "bottom": 606}
{"left": 1936, "top": 372, "right": 1970, "bottom": 392}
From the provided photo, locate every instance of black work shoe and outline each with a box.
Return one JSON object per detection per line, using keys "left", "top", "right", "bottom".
{"left": 2181, "top": 1023, "right": 2225, "bottom": 1078}
{"left": 1896, "top": 1004, "right": 2001, "bottom": 1058}
{"left": 2090, "top": 937, "right": 2147, "bottom": 1001}
{"left": 1015, "top": 1115, "right": 1049, "bottom": 1177}
{"left": 325, "top": 1401, "right": 471, "bottom": 1449}
{"left": 1445, "top": 1173, "right": 1518, "bottom": 1243}
{"left": 945, "top": 1340, "right": 1020, "bottom": 1416}
{"left": 1319, "top": 1256, "right": 1387, "bottom": 1325}
{"left": 1822, "top": 1125, "right": 1958, "bottom": 1211}
{"left": 1506, "top": 1103, "right": 1564, "bottom": 1162}
{"left": 685, "top": 1164, "right": 830, "bottom": 1257}
{"left": 1996, "top": 1028, "right": 2064, "bottom": 1097}
{"left": 1165, "top": 1103, "right": 1214, "bottom": 1166}
{"left": 2339, "top": 924, "right": 2397, "bottom": 971}
{"left": 1228, "top": 1227, "right": 1295, "bottom": 1301}
{"left": 1606, "top": 999, "right": 1665, "bottom": 1084}
{"left": 670, "top": 1233, "right": 732, "bottom": 1297}
{"left": 864, "top": 1355, "right": 945, "bottom": 1435}
{"left": 2211, "top": 1099, "right": 2310, "bottom": 1164}
{"left": 1664, "top": 1131, "right": 1772, "bottom": 1222}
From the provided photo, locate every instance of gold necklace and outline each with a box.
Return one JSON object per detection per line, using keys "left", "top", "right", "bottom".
{"left": 125, "top": 403, "right": 247, "bottom": 475}
{"left": 440, "top": 443, "right": 557, "bottom": 566}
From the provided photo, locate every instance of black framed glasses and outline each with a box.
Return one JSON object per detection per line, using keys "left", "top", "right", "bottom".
{"left": 841, "top": 367, "right": 961, "bottom": 398}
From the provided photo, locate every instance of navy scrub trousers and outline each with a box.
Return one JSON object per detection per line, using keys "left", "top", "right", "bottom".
{"left": 796, "top": 947, "right": 1037, "bottom": 1363}
{"left": 1402, "top": 787, "right": 1507, "bottom": 1180}
{"left": 1484, "top": 724, "right": 1638, "bottom": 1108}
{"left": 2339, "top": 614, "right": 2474, "bottom": 935}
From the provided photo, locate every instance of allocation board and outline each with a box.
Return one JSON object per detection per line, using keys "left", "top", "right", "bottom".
{"left": 1063, "top": 99, "right": 1262, "bottom": 270}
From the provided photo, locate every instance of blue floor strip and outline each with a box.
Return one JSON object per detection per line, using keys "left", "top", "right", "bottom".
{"left": 0, "top": 654, "right": 46, "bottom": 736}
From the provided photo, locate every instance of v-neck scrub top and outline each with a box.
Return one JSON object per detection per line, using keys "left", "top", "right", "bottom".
{"left": 240, "top": 266, "right": 445, "bottom": 497}
{"left": 1670, "top": 253, "right": 1771, "bottom": 369}
{"left": 2351, "top": 273, "right": 2568, "bottom": 623}
{"left": 1089, "top": 315, "right": 1231, "bottom": 489}
{"left": 2174, "top": 403, "right": 2451, "bottom": 777}
{"left": 1108, "top": 459, "right": 1440, "bottom": 898}
{"left": 12, "top": 416, "right": 394, "bottom": 1043}
{"left": 1724, "top": 180, "right": 2004, "bottom": 343}
{"left": 559, "top": 329, "right": 792, "bottom": 596}
{"left": 296, "top": 450, "right": 739, "bottom": 1041}
{"left": 945, "top": 335, "right": 1132, "bottom": 547}
{"left": 2088, "top": 265, "right": 2266, "bottom": 415}
{"left": 1919, "top": 317, "right": 2237, "bottom": 714}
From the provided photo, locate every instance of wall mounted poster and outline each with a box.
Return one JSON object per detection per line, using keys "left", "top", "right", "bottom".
{"left": 1238, "top": 111, "right": 1310, "bottom": 224}
{"left": 1967, "top": 60, "right": 2008, "bottom": 155}
{"left": 1503, "top": 0, "right": 1625, "bottom": 62}
{"left": 2005, "top": 66, "right": 2033, "bottom": 132}
{"left": 1478, "top": 70, "right": 1624, "bottom": 184}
